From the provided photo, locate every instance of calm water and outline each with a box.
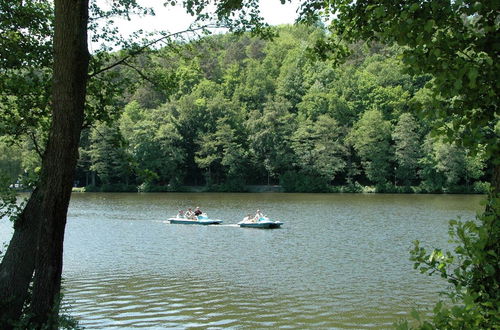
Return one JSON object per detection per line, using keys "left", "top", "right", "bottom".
{"left": 0, "top": 193, "right": 484, "bottom": 329}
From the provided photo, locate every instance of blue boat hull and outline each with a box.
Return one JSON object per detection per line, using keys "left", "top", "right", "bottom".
{"left": 168, "top": 218, "right": 223, "bottom": 225}
{"left": 238, "top": 221, "right": 283, "bottom": 229}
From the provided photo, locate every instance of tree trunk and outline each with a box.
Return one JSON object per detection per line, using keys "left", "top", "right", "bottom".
{"left": 493, "top": 163, "right": 500, "bottom": 196}
{"left": 29, "top": 0, "right": 90, "bottom": 327}
{"left": 0, "top": 189, "right": 42, "bottom": 327}
{"left": 0, "top": 1, "right": 89, "bottom": 328}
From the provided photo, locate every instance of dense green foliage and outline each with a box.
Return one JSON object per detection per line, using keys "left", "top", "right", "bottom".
{"left": 1, "top": 25, "right": 492, "bottom": 193}
{"left": 79, "top": 26, "right": 490, "bottom": 192}
{"left": 299, "top": 0, "right": 499, "bottom": 162}
{"left": 396, "top": 195, "right": 499, "bottom": 329}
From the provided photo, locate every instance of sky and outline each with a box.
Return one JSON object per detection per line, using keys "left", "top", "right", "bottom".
{"left": 90, "top": 0, "right": 302, "bottom": 51}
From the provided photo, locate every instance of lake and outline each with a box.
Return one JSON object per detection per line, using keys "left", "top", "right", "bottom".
{"left": 0, "top": 193, "right": 484, "bottom": 329}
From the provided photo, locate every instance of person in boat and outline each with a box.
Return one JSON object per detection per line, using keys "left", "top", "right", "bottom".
{"left": 185, "top": 208, "right": 195, "bottom": 219}
{"left": 254, "top": 210, "right": 264, "bottom": 222}
{"left": 194, "top": 206, "right": 202, "bottom": 216}
{"left": 243, "top": 213, "right": 254, "bottom": 223}
{"left": 176, "top": 209, "right": 185, "bottom": 218}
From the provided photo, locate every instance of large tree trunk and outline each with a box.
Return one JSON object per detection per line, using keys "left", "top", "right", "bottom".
{"left": 0, "top": 189, "right": 43, "bottom": 327}
{"left": 29, "top": 0, "right": 90, "bottom": 327}
{"left": 0, "top": 0, "right": 89, "bottom": 328}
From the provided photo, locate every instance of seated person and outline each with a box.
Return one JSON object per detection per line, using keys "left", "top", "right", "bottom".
{"left": 243, "top": 214, "right": 254, "bottom": 222}
{"left": 194, "top": 206, "right": 202, "bottom": 216}
{"left": 185, "top": 208, "right": 195, "bottom": 219}
{"left": 176, "top": 209, "right": 185, "bottom": 218}
{"left": 254, "top": 210, "right": 264, "bottom": 221}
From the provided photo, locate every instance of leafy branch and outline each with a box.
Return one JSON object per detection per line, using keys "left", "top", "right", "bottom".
{"left": 404, "top": 193, "right": 500, "bottom": 329}
{"left": 88, "top": 25, "right": 210, "bottom": 78}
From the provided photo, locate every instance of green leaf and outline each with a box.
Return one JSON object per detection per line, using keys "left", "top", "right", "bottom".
{"left": 463, "top": 294, "right": 474, "bottom": 306}
{"left": 424, "top": 19, "right": 435, "bottom": 32}
{"left": 410, "top": 309, "right": 421, "bottom": 321}
{"left": 433, "top": 301, "right": 443, "bottom": 314}
{"left": 484, "top": 264, "right": 495, "bottom": 276}
{"left": 486, "top": 250, "right": 497, "bottom": 257}
{"left": 409, "top": 3, "right": 419, "bottom": 12}
{"left": 467, "top": 67, "right": 478, "bottom": 88}
{"left": 374, "top": 6, "right": 385, "bottom": 18}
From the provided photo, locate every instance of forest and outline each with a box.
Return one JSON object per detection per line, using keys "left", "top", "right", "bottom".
{"left": 0, "top": 24, "right": 491, "bottom": 194}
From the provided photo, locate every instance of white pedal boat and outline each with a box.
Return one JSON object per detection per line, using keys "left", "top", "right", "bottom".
{"left": 238, "top": 217, "right": 283, "bottom": 229}
{"left": 168, "top": 213, "right": 223, "bottom": 225}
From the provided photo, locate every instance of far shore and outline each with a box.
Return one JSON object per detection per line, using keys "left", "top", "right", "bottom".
{"left": 72, "top": 185, "right": 285, "bottom": 193}
{"left": 70, "top": 184, "right": 488, "bottom": 194}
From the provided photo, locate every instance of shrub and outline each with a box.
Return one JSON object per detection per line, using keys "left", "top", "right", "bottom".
{"left": 397, "top": 194, "right": 500, "bottom": 329}
{"left": 279, "top": 171, "right": 329, "bottom": 192}
{"left": 473, "top": 181, "right": 490, "bottom": 194}
{"left": 99, "top": 184, "right": 137, "bottom": 192}
{"left": 341, "top": 181, "right": 364, "bottom": 193}
{"left": 83, "top": 185, "right": 99, "bottom": 192}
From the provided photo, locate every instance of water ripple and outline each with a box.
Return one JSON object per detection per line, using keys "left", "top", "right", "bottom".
{"left": 55, "top": 193, "right": 484, "bottom": 328}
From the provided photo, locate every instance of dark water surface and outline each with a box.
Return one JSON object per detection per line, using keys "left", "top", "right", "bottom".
{"left": 0, "top": 193, "right": 484, "bottom": 328}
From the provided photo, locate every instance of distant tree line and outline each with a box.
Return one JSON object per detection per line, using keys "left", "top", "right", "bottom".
{"left": 0, "top": 25, "right": 491, "bottom": 193}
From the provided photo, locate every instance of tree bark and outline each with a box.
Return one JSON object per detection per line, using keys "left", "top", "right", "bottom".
{"left": 28, "top": 0, "right": 90, "bottom": 327}
{"left": 0, "top": 189, "right": 42, "bottom": 327}
{"left": 493, "top": 163, "right": 500, "bottom": 196}
{"left": 0, "top": 0, "right": 89, "bottom": 328}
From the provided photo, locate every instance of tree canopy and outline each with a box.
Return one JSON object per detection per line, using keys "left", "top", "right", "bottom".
{"left": 298, "top": 0, "right": 499, "bottom": 178}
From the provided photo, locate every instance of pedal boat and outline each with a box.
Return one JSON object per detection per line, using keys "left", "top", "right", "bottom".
{"left": 238, "top": 217, "right": 283, "bottom": 229}
{"left": 168, "top": 213, "right": 223, "bottom": 225}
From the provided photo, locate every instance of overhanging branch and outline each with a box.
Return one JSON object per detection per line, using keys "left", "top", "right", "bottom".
{"left": 88, "top": 25, "right": 211, "bottom": 78}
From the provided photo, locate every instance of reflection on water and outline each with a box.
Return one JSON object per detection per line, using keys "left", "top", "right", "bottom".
{"left": 1, "top": 193, "right": 484, "bottom": 328}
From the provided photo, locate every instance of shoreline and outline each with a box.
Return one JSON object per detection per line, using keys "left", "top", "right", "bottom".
{"left": 70, "top": 184, "right": 487, "bottom": 194}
